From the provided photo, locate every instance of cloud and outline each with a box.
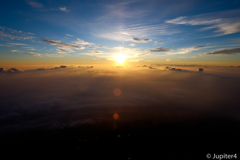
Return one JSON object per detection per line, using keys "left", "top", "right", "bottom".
{"left": 138, "top": 51, "right": 149, "bottom": 56}
{"left": 204, "top": 47, "right": 240, "bottom": 55}
{"left": 150, "top": 47, "right": 169, "bottom": 52}
{"left": 8, "top": 50, "right": 41, "bottom": 56}
{"left": 96, "top": 46, "right": 110, "bottom": 49}
{"left": 66, "top": 34, "right": 73, "bottom": 37}
{"left": 57, "top": 47, "right": 74, "bottom": 53}
{"left": 92, "top": 24, "right": 179, "bottom": 42}
{"left": 155, "top": 41, "right": 165, "bottom": 44}
{"left": 194, "top": 46, "right": 204, "bottom": 49}
{"left": 21, "top": 51, "right": 41, "bottom": 56}
{"left": 44, "top": 54, "right": 64, "bottom": 57}
{"left": 166, "top": 16, "right": 221, "bottom": 25}
{"left": 0, "top": 67, "right": 240, "bottom": 137}
{"left": 0, "top": 27, "right": 35, "bottom": 40}
{"left": 40, "top": 37, "right": 85, "bottom": 49}
{"left": 59, "top": 6, "right": 69, "bottom": 12}
{"left": 22, "top": 47, "right": 36, "bottom": 50}
{"left": 10, "top": 50, "right": 19, "bottom": 52}
{"left": 91, "top": 1, "right": 180, "bottom": 42}
{"left": 166, "top": 59, "right": 171, "bottom": 61}
{"left": 166, "top": 9, "right": 240, "bottom": 36}
{"left": 9, "top": 43, "right": 26, "bottom": 45}
{"left": 5, "top": 68, "right": 23, "bottom": 73}
{"left": 37, "top": 68, "right": 46, "bottom": 70}
{"left": 90, "top": 50, "right": 103, "bottom": 53}
{"left": 0, "top": 68, "right": 6, "bottom": 72}
{"left": 130, "top": 43, "right": 135, "bottom": 46}
{"left": 27, "top": 1, "right": 43, "bottom": 8}
{"left": 167, "top": 46, "right": 204, "bottom": 55}
{"left": 0, "top": 26, "right": 34, "bottom": 35}
{"left": 0, "top": 32, "right": 34, "bottom": 40}
{"left": 132, "top": 38, "right": 152, "bottom": 43}
{"left": 73, "top": 38, "right": 94, "bottom": 48}
{"left": 0, "top": 32, "right": 22, "bottom": 39}
{"left": 192, "top": 47, "right": 240, "bottom": 58}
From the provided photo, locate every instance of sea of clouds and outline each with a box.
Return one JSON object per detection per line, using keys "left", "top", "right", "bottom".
{"left": 0, "top": 65, "right": 240, "bottom": 134}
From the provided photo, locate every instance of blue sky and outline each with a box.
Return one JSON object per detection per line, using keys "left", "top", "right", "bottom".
{"left": 1, "top": 0, "right": 240, "bottom": 66}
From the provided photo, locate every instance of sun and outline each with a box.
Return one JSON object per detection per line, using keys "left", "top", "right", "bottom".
{"left": 114, "top": 54, "right": 125, "bottom": 63}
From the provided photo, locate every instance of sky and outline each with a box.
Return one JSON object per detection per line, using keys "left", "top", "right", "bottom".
{"left": 1, "top": 1, "right": 240, "bottom": 156}
{"left": 0, "top": 0, "right": 240, "bottom": 68}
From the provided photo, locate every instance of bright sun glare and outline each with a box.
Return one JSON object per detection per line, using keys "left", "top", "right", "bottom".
{"left": 114, "top": 54, "right": 125, "bottom": 63}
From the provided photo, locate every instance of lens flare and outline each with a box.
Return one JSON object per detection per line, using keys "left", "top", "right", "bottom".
{"left": 113, "top": 88, "right": 121, "bottom": 96}
{"left": 113, "top": 113, "right": 119, "bottom": 120}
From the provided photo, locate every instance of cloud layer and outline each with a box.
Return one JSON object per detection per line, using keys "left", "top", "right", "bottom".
{"left": 0, "top": 66, "right": 239, "bottom": 133}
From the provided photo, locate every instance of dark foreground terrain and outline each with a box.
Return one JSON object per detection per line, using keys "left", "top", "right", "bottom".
{"left": 1, "top": 115, "right": 240, "bottom": 160}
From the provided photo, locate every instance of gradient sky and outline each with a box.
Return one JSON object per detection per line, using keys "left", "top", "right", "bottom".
{"left": 1, "top": 0, "right": 240, "bottom": 67}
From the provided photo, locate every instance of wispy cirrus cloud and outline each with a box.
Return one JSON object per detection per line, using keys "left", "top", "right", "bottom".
{"left": 91, "top": 20, "right": 179, "bottom": 41}
{"left": 59, "top": 6, "right": 69, "bottom": 12}
{"left": 0, "top": 32, "right": 35, "bottom": 40}
{"left": 57, "top": 47, "right": 74, "bottom": 53}
{"left": 9, "top": 50, "right": 19, "bottom": 52}
{"left": 22, "top": 51, "right": 41, "bottom": 56}
{"left": 90, "top": 50, "right": 103, "bottom": 53}
{"left": 154, "top": 41, "right": 165, "bottom": 44}
{"left": 66, "top": 34, "right": 73, "bottom": 37}
{"left": 73, "top": 38, "right": 94, "bottom": 48}
{"left": 166, "top": 9, "right": 240, "bottom": 37}
{"left": 167, "top": 46, "right": 204, "bottom": 55}
{"left": 138, "top": 51, "right": 150, "bottom": 56}
{"left": 0, "top": 26, "right": 33, "bottom": 35}
{"left": 9, "top": 49, "right": 41, "bottom": 56}
{"left": 87, "top": 1, "right": 180, "bottom": 41}
{"left": 9, "top": 43, "right": 26, "bottom": 45}
{"left": 27, "top": 1, "right": 43, "bottom": 8}
{"left": 22, "top": 47, "right": 36, "bottom": 50}
{"left": 130, "top": 43, "right": 135, "bottom": 46}
{"left": 0, "top": 26, "right": 35, "bottom": 40}
{"left": 99, "top": 1, "right": 151, "bottom": 22}
{"left": 40, "top": 37, "right": 85, "bottom": 49}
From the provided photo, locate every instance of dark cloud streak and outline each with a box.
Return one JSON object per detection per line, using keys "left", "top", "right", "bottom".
{"left": 132, "top": 38, "right": 152, "bottom": 43}
{"left": 150, "top": 47, "right": 169, "bottom": 52}
{"left": 40, "top": 37, "right": 85, "bottom": 49}
{"left": 205, "top": 47, "right": 240, "bottom": 55}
